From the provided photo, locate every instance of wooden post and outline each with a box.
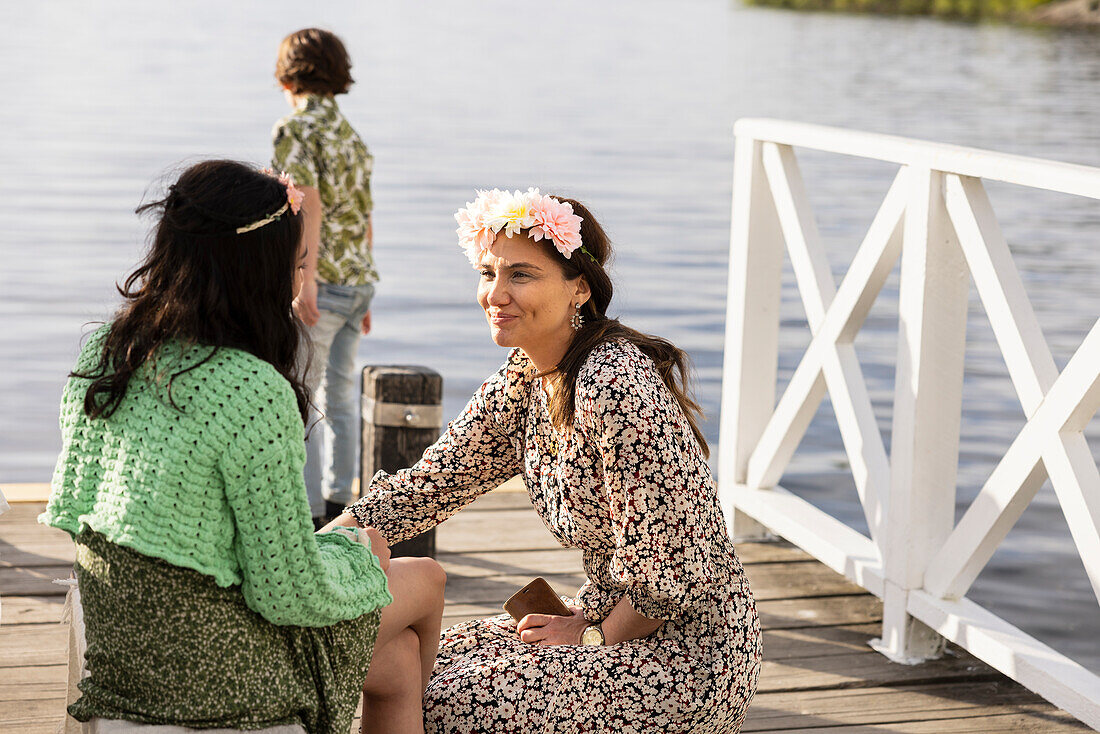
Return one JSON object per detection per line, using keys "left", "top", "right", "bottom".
{"left": 875, "top": 168, "right": 969, "bottom": 663}
{"left": 718, "top": 133, "right": 785, "bottom": 540}
{"left": 360, "top": 366, "right": 443, "bottom": 558}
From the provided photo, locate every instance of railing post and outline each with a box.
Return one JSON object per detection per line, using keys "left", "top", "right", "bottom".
{"left": 360, "top": 365, "right": 443, "bottom": 558}
{"left": 719, "top": 134, "right": 785, "bottom": 540}
{"left": 875, "top": 168, "right": 969, "bottom": 662}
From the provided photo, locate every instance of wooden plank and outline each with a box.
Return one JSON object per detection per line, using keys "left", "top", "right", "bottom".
{"left": 0, "top": 504, "right": 74, "bottom": 569}
{"left": 0, "top": 502, "right": 51, "bottom": 525}
{"left": 763, "top": 624, "right": 883, "bottom": 659}
{"left": 0, "top": 541, "right": 75, "bottom": 568}
{"left": 742, "top": 680, "right": 1059, "bottom": 731}
{"left": 736, "top": 540, "right": 815, "bottom": 565}
{"left": 774, "top": 710, "right": 1090, "bottom": 732}
{"left": 0, "top": 484, "right": 51, "bottom": 503}
{"left": 436, "top": 509, "right": 563, "bottom": 553}
{"left": 0, "top": 664, "right": 66, "bottom": 700}
{"left": 0, "top": 522, "right": 70, "bottom": 545}
{"left": 743, "top": 561, "right": 868, "bottom": 601}
{"left": 464, "top": 487, "right": 532, "bottom": 510}
{"left": 0, "top": 565, "right": 73, "bottom": 596}
{"left": 758, "top": 650, "right": 995, "bottom": 694}
{"left": 0, "top": 697, "right": 66, "bottom": 734}
{"left": 0, "top": 624, "right": 67, "bottom": 667}
{"left": 758, "top": 595, "right": 882, "bottom": 629}
{"left": 1, "top": 596, "right": 65, "bottom": 625}
{"left": 436, "top": 550, "right": 584, "bottom": 579}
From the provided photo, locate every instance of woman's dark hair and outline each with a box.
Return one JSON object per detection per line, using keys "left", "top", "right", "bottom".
{"left": 276, "top": 28, "right": 354, "bottom": 96}
{"left": 540, "top": 197, "right": 710, "bottom": 458}
{"left": 77, "top": 160, "right": 309, "bottom": 423}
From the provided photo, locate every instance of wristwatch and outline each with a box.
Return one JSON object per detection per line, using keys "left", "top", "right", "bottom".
{"left": 581, "top": 623, "right": 606, "bottom": 646}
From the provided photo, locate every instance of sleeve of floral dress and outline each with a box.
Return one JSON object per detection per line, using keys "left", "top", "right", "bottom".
{"left": 346, "top": 350, "right": 533, "bottom": 543}
{"left": 578, "top": 343, "right": 717, "bottom": 622}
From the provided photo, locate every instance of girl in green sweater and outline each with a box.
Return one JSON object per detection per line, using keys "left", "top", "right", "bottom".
{"left": 41, "top": 160, "right": 445, "bottom": 734}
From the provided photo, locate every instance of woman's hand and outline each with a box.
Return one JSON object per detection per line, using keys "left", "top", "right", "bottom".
{"left": 516, "top": 605, "right": 590, "bottom": 646}
{"left": 317, "top": 515, "right": 390, "bottom": 572}
{"left": 319, "top": 512, "right": 358, "bottom": 533}
{"left": 362, "top": 525, "right": 391, "bottom": 573}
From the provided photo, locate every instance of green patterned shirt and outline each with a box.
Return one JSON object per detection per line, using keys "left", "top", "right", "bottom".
{"left": 272, "top": 95, "right": 379, "bottom": 285}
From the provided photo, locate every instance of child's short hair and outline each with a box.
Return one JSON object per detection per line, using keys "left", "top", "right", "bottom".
{"left": 276, "top": 28, "right": 354, "bottom": 96}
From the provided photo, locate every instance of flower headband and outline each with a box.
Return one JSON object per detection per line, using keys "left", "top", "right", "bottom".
{"left": 454, "top": 188, "right": 594, "bottom": 266}
{"left": 236, "top": 169, "right": 305, "bottom": 234}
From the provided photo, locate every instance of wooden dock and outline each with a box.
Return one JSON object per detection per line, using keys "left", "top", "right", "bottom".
{"left": 1, "top": 486, "right": 1090, "bottom": 733}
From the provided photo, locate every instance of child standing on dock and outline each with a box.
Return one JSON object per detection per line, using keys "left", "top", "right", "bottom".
{"left": 272, "top": 28, "right": 379, "bottom": 528}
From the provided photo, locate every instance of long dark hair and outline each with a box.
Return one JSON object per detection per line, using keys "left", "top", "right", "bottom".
{"left": 77, "top": 160, "right": 309, "bottom": 423}
{"left": 541, "top": 197, "right": 709, "bottom": 458}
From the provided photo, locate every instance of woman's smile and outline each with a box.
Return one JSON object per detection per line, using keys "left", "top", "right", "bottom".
{"left": 488, "top": 310, "right": 519, "bottom": 324}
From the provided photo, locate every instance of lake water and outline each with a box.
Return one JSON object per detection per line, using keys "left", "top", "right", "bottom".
{"left": 2, "top": 0, "right": 1099, "bottom": 671}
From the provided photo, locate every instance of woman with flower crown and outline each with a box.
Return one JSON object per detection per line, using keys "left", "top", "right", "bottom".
{"left": 40, "top": 160, "right": 447, "bottom": 734}
{"left": 326, "top": 189, "right": 762, "bottom": 733}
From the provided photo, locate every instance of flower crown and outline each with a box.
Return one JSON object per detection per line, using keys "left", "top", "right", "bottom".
{"left": 236, "top": 169, "right": 305, "bottom": 234}
{"left": 454, "top": 188, "right": 594, "bottom": 266}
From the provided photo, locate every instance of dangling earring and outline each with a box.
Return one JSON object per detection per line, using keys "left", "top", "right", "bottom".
{"left": 570, "top": 303, "right": 584, "bottom": 331}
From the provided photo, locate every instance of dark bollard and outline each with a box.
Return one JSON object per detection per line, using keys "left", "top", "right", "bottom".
{"left": 360, "top": 366, "right": 443, "bottom": 558}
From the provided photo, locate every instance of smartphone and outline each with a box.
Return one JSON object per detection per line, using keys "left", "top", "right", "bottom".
{"left": 502, "top": 577, "right": 572, "bottom": 621}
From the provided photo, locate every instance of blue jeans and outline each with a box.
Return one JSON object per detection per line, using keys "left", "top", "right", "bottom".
{"left": 302, "top": 281, "right": 376, "bottom": 515}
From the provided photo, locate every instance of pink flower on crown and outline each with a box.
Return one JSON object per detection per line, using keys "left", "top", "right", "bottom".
{"left": 529, "top": 193, "right": 583, "bottom": 258}
{"left": 260, "top": 167, "right": 305, "bottom": 215}
{"left": 455, "top": 189, "right": 503, "bottom": 265}
{"left": 278, "top": 172, "right": 305, "bottom": 215}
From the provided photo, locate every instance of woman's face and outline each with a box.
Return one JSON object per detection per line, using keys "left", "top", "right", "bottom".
{"left": 477, "top": 232, "right": 589, "bottom": 367}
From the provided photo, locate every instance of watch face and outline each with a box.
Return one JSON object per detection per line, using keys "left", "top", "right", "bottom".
{"left": 581, "top": 625, "right": 604, "bottom": 646}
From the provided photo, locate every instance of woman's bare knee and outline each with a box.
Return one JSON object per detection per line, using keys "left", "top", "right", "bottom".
{"left": 388, "top": 557, "right": 445, "bottom": 608}
{"left": 410, "top": 557, "right": 446, "bottom": 598}
{"left": 417, "top": 557, "right": 447, "bottom": 588}
{"left": 390, "top": 557, "right": 445, "bottom": 585}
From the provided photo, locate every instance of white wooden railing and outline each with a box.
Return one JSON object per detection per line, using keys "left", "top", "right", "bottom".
{"left": 717, "top": 119, "right": 1100, "bottom": 729}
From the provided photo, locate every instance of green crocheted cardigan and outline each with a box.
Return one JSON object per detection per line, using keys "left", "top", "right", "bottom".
{"left": 41, "top": 326, "right": 392, "bottom": 628}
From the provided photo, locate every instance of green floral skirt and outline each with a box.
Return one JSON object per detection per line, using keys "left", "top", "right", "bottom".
{"left": 71, "top": 529, "right": 380, "bottom": 734}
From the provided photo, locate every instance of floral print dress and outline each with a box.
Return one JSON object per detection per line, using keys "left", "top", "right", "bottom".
{"left": 348, "top": 340, "right": 762, "bottom": 733}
